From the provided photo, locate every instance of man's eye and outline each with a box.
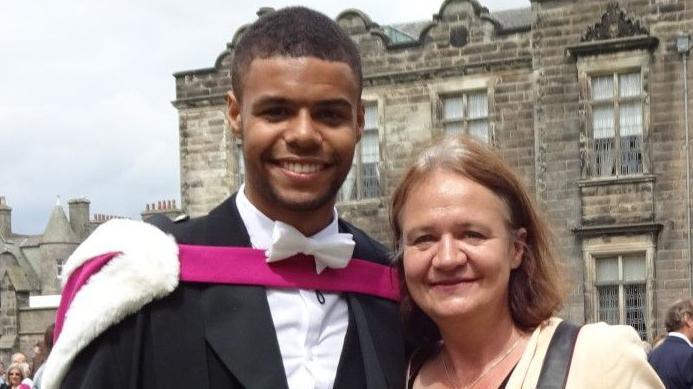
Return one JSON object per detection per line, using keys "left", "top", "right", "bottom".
{"left": 261, "top": 107, "right": 291, "bottom": 120}
{"left": 316, "top": 110, "right": 348, "bottom": 124}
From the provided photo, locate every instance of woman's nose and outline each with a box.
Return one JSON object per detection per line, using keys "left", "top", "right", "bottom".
{"left": 432, "top": 235, "right": 466, "bottom": 270}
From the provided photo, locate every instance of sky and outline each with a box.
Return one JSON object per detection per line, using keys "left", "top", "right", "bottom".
{"left": 0, "top": 0, "right": 530, "bottom": 235}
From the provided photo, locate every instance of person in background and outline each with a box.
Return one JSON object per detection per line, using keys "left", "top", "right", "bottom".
{"left": 1, "top": 363, "right": 30, "bottom": 389}
{"left": 648, "top": 298, "right": 693, "bottom": 389}
{"left": 0, "top": 360, "right": 6, "bottom": 386}
{"left": 32, "top": 323, "right": 54, "bottom": 389}
{"left": 390, "top": 135, "right": 664, "bottom": 388}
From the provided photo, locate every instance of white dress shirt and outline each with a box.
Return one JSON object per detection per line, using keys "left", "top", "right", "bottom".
{"left": 235, "top": 188, "right": 349, "bottom": 389}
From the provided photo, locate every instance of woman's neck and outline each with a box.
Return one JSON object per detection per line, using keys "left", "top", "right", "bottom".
{"left": 436, "top": 305, "right": 523, "bottom": 371}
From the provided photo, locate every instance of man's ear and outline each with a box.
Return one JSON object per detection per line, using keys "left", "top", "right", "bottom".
{"left": 226, "top": 91, "right": 242, "bottom": 139}
{"left": 511, "top": 227, "right": 527, "bottom": 270}
{"left": 355, "top": 101, "right": 365, "bottom": 143}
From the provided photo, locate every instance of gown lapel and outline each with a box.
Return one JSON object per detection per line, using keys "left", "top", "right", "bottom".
{"left": 199, "top": 195, "right": 289, "bottom": 388}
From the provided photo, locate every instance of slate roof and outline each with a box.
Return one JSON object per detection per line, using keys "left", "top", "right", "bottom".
{"left": 384, "top": 7, "right": 533, "bottom": 43}
{"left": 41, "top": 205, "right": 78, "bottom": 244}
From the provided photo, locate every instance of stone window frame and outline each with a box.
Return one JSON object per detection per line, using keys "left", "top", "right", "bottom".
{"left": 234, "top": 140, "right": 245, "bottom": 189}
{"left": 429, "top": 76, "right": 496, "bottom": 145}
{"left": 582, "top": 235, "right": 656, "bottom": 341}
{"left": 338, "top": 97, "right": 384, "bottom": 203}
{"left": 56, "top": 258, "right": 64, "bottom": 280}
{"left": 577, "top": 51, "right": 652, "bottom": 181}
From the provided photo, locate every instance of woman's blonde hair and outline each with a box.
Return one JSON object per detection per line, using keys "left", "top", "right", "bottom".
{"left": 390, "top": 136, "right": 565, "bottom": 347}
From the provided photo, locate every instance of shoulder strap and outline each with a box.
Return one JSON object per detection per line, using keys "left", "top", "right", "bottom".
{"left": 536, "top": 320, "right": 582, "bottom": 389}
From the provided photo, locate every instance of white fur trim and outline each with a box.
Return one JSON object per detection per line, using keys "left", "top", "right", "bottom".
{"left": 41, "top": 219, "right": 180, "bottom": 389}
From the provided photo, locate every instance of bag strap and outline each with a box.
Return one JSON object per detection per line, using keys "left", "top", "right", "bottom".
{"left": 536, "top": 320, "right": 582, "bottom": 389}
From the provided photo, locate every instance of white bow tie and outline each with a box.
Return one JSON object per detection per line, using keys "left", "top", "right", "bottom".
{"left": 265, "top": 221, "right": 355, "bottom": 274}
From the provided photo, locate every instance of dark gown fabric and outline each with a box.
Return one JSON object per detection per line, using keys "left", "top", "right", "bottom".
{"left": 60, "top": 194, "right": 405, "bottom": 389}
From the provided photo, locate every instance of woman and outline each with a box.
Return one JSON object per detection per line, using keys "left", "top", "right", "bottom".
{"left": 1, "top": 364, "right": 31, "bottom": 389}
{"left": 390, "top": 136, "right": 663, "bottom": 388}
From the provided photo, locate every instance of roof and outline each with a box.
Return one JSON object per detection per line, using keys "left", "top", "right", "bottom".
{"left": 489, "top": 7, "right": 533, "bottom": 32}
{"left": 41, "top": 205, "right": 78, "bottom": 244}
{"left": 383, "top": 7, "right": 533, "bottom": 45}
{"left": 2, "top": 266, "right": 33, "bottom": 291}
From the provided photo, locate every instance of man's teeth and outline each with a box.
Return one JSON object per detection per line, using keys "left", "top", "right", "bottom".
{"left": 282, "top": 162, "right": 322, "bottom": 173}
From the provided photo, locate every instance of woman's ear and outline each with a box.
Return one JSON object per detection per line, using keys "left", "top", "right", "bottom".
{"left": 511, "top": 228, "right": 527, "bottom": 269}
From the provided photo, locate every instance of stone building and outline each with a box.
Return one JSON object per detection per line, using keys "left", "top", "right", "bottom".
{"left": 0, "top": 196, "right": 181, "bottom": 364}
{"left": 173, "top": 0, "right": 693, "bottom": 340}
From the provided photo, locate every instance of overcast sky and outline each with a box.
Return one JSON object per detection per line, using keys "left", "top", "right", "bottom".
{"left": 1, "top": 0, "right": 529, "bottom": 235}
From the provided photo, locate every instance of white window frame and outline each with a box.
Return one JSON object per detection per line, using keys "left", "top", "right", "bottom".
{"left": 577, "top": 52, "right": 650, "bottom": 180}
{"left": 583, "top": 236, "right": 655, "bottom": 341}
{"left": 338, "top": 100, "right": 381, "bottom": 202}
{"left": 429, "top": 76, "right": 495, "bottom": 144}
{"left": 440, "top": 91, "right": 490, "bottom": 143}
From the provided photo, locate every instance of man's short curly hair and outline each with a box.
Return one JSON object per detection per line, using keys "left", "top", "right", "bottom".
{"left": 664, "top": 298, "right": 693, "bottom": 332}
{"left": 231, "top": 6, "right": 363, "bottom": 102}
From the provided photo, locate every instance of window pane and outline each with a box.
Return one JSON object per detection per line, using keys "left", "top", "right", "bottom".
{"left": 620, "top": 135, "right": 643, "bottom": 175}
{"left": 598, "top": 285, "right": 620, "bottom": 324}
{"left": 469, "top": 120, "right": 489, "bottom": 143}
{"left": 338, "top": 166, "right": 356, "bottom": 201}
{"left": 624, "top": 284, "right": 647, "bottom": 340}
{"left": 362, "top": 163, "right": 380, "bottom": 198}
{"left": 596, "top": 257, "right": 619, "bottom": 282}
{"left": 620, "top": 102, "right": 643, "bottom": 136}
{"left": 623, "top": 254, "right": 646, "bottom": 281}
{"left": 619, "top": 73, "right": 641, "bottom": 98}
{"left": 360, "top": 129, "right": 380, "bottom": 199}
{"left": 593, "top": 106, "right": 615, "bottom": 139}
{"left": 444, "top": 122, "right": 464, "bottom": 136}
{"left": 467, "top": 92, "right": 488, "bottom": 119}
{"left": 364, "top": 104, "right": 378, "bottom": 130}
{"left": 443, "top": 96, "right": 464, "bottom": 120}
{"left": 594, "top": 138, "right": 615, "bottom": 177}
{"left": 592, "top": 75, "right": 614, "bottom": 101}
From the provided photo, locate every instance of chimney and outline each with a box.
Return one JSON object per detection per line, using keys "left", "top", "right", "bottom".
{"left": 0, "top": 196, "right": 11, "bottom": 239}
{"left": 68, "top": 198, "right": 90, "bottom": 240}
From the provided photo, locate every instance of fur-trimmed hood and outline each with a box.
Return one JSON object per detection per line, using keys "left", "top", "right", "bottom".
{"left": 41, "top": 219, "right": 180, "bottom": 389}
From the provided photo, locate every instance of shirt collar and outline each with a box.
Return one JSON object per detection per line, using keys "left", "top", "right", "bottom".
{"left": 668, "top": 331, "right": 693, "bottom": 347}
{"left": 235, "top": 184, "right": 340, "bottom": 250}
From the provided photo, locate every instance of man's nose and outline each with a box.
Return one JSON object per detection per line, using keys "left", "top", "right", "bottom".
{"left": 284, "top": 109, "right": 322, "bottom": 150}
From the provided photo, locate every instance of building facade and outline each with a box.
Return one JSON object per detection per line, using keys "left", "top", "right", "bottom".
{"left": 0, "top": 197, "right": 181, "bottom": 364}
{"left": 173, "top": 0, "right": 693, "bottom": 340}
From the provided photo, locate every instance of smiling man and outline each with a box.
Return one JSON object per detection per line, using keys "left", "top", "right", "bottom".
{"left": 43, "top": 7, "right": 404, "bottom": 389}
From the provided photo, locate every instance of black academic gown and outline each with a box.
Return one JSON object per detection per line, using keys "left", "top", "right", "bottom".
{"left": 61, "top": 194, "right": 406, "bottom": 389}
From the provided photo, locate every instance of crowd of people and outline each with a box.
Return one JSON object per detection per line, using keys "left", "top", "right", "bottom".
{"left": 11, "top": 5, "right": 690, "bottom": 389}
{"left": 0, "top": 324, "right": 53, "bottom": 389}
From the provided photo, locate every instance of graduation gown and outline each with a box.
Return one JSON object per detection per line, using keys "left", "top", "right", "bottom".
{"left": 59, "top": 194, "right": 406, "bottom": 389}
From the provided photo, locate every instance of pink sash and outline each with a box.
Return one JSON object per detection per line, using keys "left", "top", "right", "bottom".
{"left": 55, "top": 245, "right": 400, "bottom": 342}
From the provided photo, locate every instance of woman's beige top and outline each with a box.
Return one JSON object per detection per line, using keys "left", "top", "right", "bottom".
{"left": 505, "top": 317, "right": 663, "bottom": 388}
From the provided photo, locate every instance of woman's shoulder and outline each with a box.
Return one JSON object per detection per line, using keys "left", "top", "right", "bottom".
{"left": 577, "top": 321, "right": 646, "bottom": 351}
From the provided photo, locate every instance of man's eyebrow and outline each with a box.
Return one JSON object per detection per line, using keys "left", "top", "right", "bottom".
{"left": 313, "top": 99, "right": 354, "bottom": 109}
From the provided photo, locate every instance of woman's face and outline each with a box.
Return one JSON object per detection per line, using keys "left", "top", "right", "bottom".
{"left": 7, "top": 367, "right": 22, "bottom": 385}
{"left": 399, "top": 169, "right": 525, "bottom": 323}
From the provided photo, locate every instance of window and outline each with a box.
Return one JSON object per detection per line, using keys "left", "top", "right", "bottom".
{"left": 595, "top": 253, "right": 647, "bottom": 339}
{"left": 56, "top": 258, "right": 64, "bottom": 280}
{"left": 339, "top": 103, "right": 380, "bottom": 201}
{"left": 235, "top": 142, "right": 245, "bottom": 187}
{"left": 441, "top": 91, "right": 489, "bottom": 143}
{"left": 589, "top": 72, "right": 644, "bottom": 177}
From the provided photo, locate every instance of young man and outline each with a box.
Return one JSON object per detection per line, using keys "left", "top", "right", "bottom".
{"left": 43, "top": 6, "right": 404, "bottom": 389}
{"left": 648, "top": 298, "right": 693, "bottom": 389}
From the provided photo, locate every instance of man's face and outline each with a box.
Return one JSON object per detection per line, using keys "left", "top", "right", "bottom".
{"left": 227, "top": 56, "right": 363, "bottom": 231}
{"left": 10, "top": 353, "right": 25, "bottom": 365}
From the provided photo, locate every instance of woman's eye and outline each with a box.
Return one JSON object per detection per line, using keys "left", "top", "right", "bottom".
{"left": 411, "top": 235, "right": 435, "bottom": 247}
{"left": 463, "top": 231, "right": 486, "bottom": 241}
